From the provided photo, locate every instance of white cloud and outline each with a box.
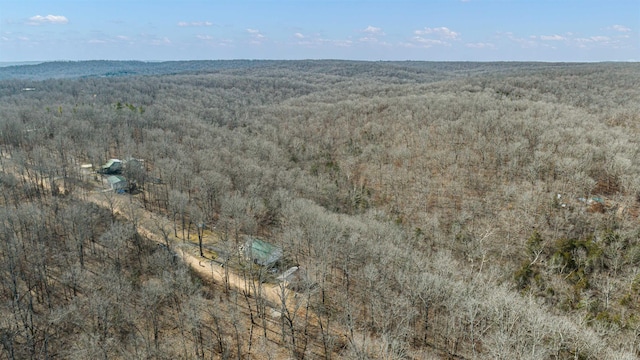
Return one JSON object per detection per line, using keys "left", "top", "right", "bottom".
{"left": 608, "top": 25, "right": 631, "bottom": 32}
{"left": 466, "top": 42, "right": 495, "bottom": 49}
{"left": 27, "top": 15, "right": 68, "bottom": 25}
{"left": 334, "top": 39, "right": 353, "bottom": 48}
{"left": 246, "top": 29, "right": 266, "bottom": 44}
{"left": 359, "top": 26, "right": 386, "bottom": 44}
{"left": 359, "top": 37, "right": 378, "bottom": 43}
{"left": 178, "top": 21, "right": 213, "bottom": 27}
{"left": 414, "top": 27, "right": 460, "bottom": 39}
{"left": 87, "top": 35, "right": 133, "bottom": 45}
{"left": 501, "top": 29, "right": 633, "bottom": 51}
{"left": 540, "top": 34, "right": 565, "bottom": 41}
{"left": 358, "top": 37, "right": 390, "bottom": 46}
{"left": 554, "top": 33, "right": 616, "bottom": 48}
{"left": 294, "top": 32, "right": 305, "bottom": 39}
{"left": 157, "top": 37, "right": 171, "bottom": 45}
{"left": 501, "top": 32, "right": 539, "bottom": 48}
{"left": 398, "top": 42, "right": 417, "bottom": 49}
{"left": 412, "top": 37, "right": 449, "bottom": 47}
{"left": 294, "top": 35, "right": 353, "bottom": 48}
{"left": 409, "top": 26, "right": 460, "bottom": 48}
{"left": 196, "top": 35, "right": 214, "bottom": 40}
{"left": 0, "top": 33, "right": 27, "bottom": 42}
{"left": 363, "top": 26, "right": 384, "bottom": 35}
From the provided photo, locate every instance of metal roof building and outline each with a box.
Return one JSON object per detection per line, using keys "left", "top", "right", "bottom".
{"left": 242, "top": 237, "right": 283, "bottom": 266}
{"left": 100, "top": 159, "right": 123, "bottom": 174}
{"left": 106, "top": 175, "right": 128, "bottom": 192}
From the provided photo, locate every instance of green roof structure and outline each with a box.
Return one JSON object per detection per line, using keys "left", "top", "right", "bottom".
{"left": 243, "top": 237, "right": 283, "bottom": 266}
{"left": 106, "top": 175, "right": 127, "bottom": 191}
{"left": 100, "top": 159, "right": 123, "bottom": 174}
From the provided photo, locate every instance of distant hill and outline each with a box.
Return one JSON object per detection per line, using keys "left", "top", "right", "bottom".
{"left": 0, "top": 61, "right": 45, "bottom": 68}
{"left": 0, "top": 59, "right": 600, "bottom": 81}
{"left": 0, "top": 60, "right": 271, "bottom": 80}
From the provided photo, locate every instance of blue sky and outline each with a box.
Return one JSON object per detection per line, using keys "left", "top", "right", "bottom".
{"left": 1, "top": 0, "right": 638, "bottom": 62}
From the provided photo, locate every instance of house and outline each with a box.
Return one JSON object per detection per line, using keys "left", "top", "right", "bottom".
{"left": 241, "top": 237, "right": 283, "bottom": 266}
{"left": 276, "top": 266, "right": 310, "bottom": 291}
{"left": 106, "top": 175, "right": 128, "bottom": 192}
{"left": 99, "top": 159, "right": 123, "bottom": 174}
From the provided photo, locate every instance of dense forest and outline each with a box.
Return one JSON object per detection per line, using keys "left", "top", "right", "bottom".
{"left": 1, "top": 60, "right": 640, "bottom": 359}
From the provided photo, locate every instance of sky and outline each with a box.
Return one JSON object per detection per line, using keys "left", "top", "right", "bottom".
{"left": 1, "top": 0, "right": 639, "bottom": 62}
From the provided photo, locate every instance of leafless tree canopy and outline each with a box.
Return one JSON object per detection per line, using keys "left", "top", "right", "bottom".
{"left": 1, "top": 61, "right": 640, "bottom": 359}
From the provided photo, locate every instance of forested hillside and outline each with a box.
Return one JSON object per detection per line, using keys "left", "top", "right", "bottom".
{"left": 1, "top": 60, "right": 640, "bottom": 359}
